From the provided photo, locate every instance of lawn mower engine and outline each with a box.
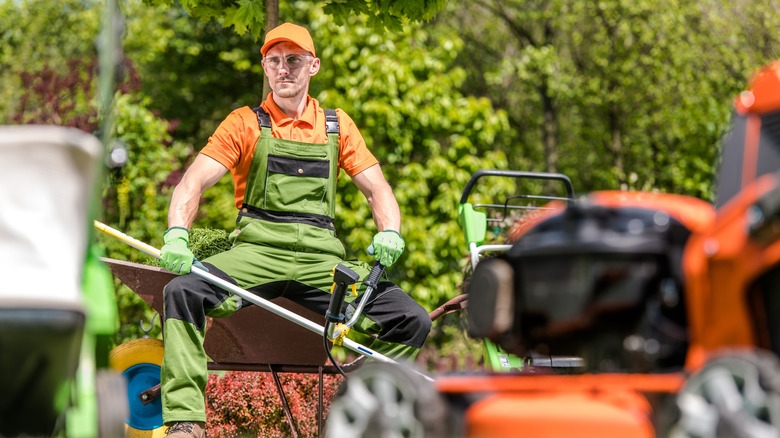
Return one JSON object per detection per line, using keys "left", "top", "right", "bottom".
{"left": 467, "top": 191, "right": 714, "bottom": 373}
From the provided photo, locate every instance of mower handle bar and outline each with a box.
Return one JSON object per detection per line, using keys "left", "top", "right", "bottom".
{"left": 459, "top": 169, "right": 575, "bottom": 204}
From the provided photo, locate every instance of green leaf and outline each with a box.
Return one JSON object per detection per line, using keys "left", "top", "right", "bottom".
{"left": 221, "top": 0, "right": 265, "bottom": 39}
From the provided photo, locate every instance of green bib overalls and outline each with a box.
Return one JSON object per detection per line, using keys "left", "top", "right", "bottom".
{"left": 159, "top": 106, "right": 431, "bottom": 424}
{"left": 233, "top": 108, "right": 345, "bottom": 256}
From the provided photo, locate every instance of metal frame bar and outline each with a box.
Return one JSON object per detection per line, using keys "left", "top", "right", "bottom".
{"left": 270, "top": 364, "right": 301, "bottom": 438}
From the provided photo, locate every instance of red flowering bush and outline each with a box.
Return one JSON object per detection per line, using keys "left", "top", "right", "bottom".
{"left": 205, "top": 371, "right": 343, "bottom": 438}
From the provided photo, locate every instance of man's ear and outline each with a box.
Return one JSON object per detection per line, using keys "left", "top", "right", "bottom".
{"left": 309, "top": 57, "right": 321, "bottom": 77}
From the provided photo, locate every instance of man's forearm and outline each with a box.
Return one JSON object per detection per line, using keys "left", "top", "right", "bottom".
{"left": 352, "top": 164, "right": 402, "bottom": 232}
{"left": 167, "top": 182, "right": 201, "bottom": 230}
{"left": 369, "top": 185, "right": 401, "bottom": 232}
{"left": 166, "top": 154, "right": 230, "bottom": 230}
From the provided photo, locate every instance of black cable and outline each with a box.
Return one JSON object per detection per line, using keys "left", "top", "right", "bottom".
{"left": 323, "top": 321, "right": 348, "bottom": 379}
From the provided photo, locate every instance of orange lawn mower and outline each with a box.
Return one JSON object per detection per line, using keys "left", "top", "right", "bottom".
{"left": 325, "top": 61, "right": 780, "bottom": 438}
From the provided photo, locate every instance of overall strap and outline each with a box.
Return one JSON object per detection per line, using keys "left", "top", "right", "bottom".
{"left": 324, "top": 109, "right": 339, "bottom": 134}
{"left": 252, "top": 106, "right": 340, "bottom": 135}
{"left": 252, "top": 106, "right": 272, "bottom": 128}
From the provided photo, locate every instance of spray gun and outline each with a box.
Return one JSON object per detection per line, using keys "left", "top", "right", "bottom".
{"left": 326, "top": 264, "right": 360, "bottom": 325}
{"left": 325, "top": 262, "right": 385, "bottom": 348}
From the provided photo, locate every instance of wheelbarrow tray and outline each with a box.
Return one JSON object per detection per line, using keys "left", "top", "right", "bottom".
{"left": 103, "top": 258, "right": 329, "bottom": 370}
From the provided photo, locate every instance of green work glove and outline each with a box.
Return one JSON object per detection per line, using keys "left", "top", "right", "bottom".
{"left": 367, "top": 230, "right": 405, "bottom": 267}
{"left": 161, "top": 227, "right": 194, "bottom": 275}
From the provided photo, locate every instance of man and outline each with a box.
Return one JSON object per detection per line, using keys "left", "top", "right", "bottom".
{"left": 159, "top": 23, "right": 432, "bottom": 437}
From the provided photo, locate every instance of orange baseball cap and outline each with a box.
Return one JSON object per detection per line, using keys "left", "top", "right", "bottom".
{"left": 261, "top": 23, "right": 315, "bottom": 57}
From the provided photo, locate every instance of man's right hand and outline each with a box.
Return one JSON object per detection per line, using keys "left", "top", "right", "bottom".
{"left": 161, "top": 227, "right": 194, "bottom": 275}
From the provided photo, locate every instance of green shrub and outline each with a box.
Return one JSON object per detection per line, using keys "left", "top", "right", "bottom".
{"left": 205, "top": 371, "right": 342, "bottom": 438}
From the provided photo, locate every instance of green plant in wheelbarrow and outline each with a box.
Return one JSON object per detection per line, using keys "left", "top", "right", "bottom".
{"left": 148, "top": 228, "right": 233, "bottom": 269}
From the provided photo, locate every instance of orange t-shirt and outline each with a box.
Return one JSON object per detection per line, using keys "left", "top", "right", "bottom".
{"left": 200, "top": 94, "right": 378, "bottom": 209}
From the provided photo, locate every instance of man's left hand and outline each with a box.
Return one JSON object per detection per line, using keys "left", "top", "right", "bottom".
{"left": 367, "top": 230, "right": 405, "bottom": 267}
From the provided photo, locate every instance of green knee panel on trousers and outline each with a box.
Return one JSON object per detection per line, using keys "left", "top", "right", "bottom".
{"left": 161, "top": 319, "right": 209, "bottom": 423}
{"left": 162, "top": 296, "right": 240, "bottom": 423}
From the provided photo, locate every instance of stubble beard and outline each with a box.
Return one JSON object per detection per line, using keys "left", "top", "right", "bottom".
{"left": 272, "top": 77, "right": 304, "bottom": 99}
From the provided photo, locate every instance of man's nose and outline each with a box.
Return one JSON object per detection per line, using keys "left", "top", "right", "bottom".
{"left": 277, "top": 62, "right": 291, "bottom": 73}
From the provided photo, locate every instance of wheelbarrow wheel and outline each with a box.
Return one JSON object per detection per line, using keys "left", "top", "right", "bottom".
{"left": 109, "top": 338, "right": 166, "bottom": 438}
{"left": 325, "top": 362, "right": 447, "bottom": 438}
{"left": 666, "top": 349, "right": 780, "bottom": 438}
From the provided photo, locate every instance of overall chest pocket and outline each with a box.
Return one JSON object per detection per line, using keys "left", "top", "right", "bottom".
{"left": 265, "top": 154, "right": 329, "bottom": 214}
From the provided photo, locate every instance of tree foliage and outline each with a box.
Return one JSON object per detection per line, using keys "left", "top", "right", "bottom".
{"left": 123, "top": 2, "right": 263, "bottom": 149}
{"left": 0, "top": 0, "right": 100, "bottom": 125}
{"left": 142, "top": 0, "right": 445, "bottom": 38}
{"left": 442, "top": 0, "right": 780, "bottom": 201}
